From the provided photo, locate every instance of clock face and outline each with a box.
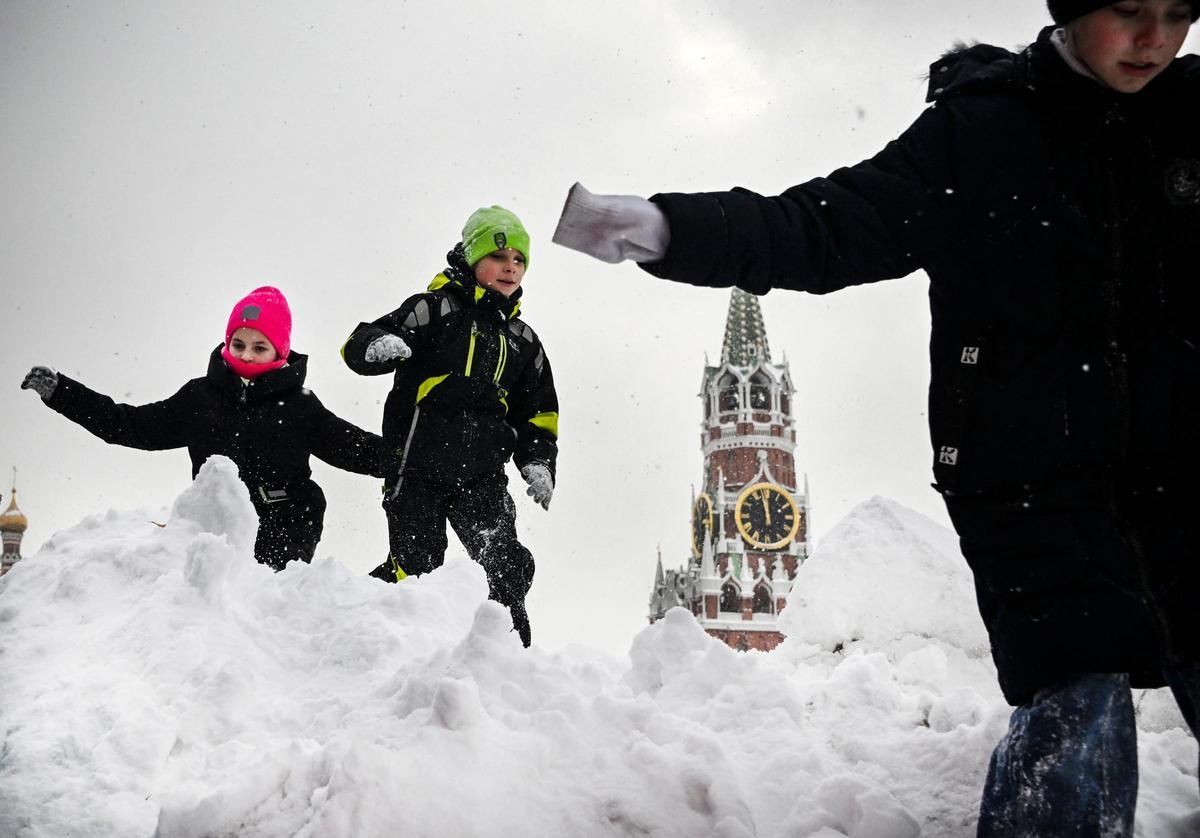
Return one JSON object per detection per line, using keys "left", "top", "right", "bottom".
{"left": 734, "top": 482, "right": 799, "bottom": 550}
{"left": 691, "top": 492, "right": 715, "bottom": 558}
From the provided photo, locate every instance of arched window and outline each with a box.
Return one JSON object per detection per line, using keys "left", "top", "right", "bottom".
{"left": 718, "top": 373, "right": 739, "bottom": 414}
{"left": 720, "top": 582, "right": 740, "bottom": 613}
{"left": 753, "top": 584, "right": 774, "bottom": 614}
{"left": 749, "top": 372, "right": 771, "bottom": 410}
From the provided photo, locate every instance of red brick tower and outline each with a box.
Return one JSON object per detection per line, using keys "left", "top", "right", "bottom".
{"left": 648, "top": 289, "right": 811, "bottom": 651}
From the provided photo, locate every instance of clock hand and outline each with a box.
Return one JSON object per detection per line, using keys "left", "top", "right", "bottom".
{"left": 760, "top": 489, "right": 772, "bottom": 525}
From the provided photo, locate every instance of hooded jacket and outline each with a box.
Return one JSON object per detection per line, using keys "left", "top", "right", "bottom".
{"left": 343, "top": 246, "right": 559, "bottom": 487}
{"left": 638, "top": 28, "right": 1200, "bottom": 703}
{"left": 47, "top": 347, "right": 385, "bottom": 514}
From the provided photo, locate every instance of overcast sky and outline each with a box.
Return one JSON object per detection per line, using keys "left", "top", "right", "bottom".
{"left": 4, "top": 1, "right": 1196, "bottom": 654}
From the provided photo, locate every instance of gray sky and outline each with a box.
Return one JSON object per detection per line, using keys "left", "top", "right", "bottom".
{"left": 4, "top": 1, "right": 1196, "bottom": 655}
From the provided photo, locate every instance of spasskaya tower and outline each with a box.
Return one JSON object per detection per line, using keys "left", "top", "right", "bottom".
{"left": 648, "top": 289, "right": 811, "bottom": 651}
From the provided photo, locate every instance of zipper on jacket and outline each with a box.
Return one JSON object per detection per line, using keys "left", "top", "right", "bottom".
{"left": 465, "top": 321, "right": 478, "bottom": 376}
{"left": 493, "top": 330, "right": 508, "bottom": 384}
{"left": 1102, "top": 135, "right": 1132, "bottom": 461}
{"left": 1096, "top": 109, "right": 1176, "bottom": 667}
{"left": 389, "top": 406, "right": 422, "bottom": 500}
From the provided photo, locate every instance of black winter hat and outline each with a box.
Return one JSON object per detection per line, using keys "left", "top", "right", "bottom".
{"left": 1048, "top": 0, "right": 1200, "bottom": 24}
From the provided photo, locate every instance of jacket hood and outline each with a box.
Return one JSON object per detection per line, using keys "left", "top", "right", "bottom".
{"left": 928, "top": 26, "right": 1200, "bottom": 104}
{"left": 207, "top": 345, "right": 309, "bottom": 398}
{"left": 428, "top": 243, "right": 524, "bottom": 320}
{"left": 926, "top": 41, "right": 1024, "bottom": 102}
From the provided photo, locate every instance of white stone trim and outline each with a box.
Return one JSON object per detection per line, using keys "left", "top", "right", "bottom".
{"left": 703, "top": 435, "right": 796, "bottom": 457}
{"left": 700, "top": 616, "right": 782, "bottom": 631}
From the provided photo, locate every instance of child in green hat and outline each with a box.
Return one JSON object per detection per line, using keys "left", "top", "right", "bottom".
{"left": 343, "top": 205, "right": 558, "bottom": 646}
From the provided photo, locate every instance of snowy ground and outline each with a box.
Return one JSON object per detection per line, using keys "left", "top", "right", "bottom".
{"left": 1, "top": 458, "right": 1196, "bottom": 837}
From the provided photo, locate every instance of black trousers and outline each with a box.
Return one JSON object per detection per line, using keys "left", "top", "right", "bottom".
{"left": 371, "top": 470, "right": 535, "bottom": 646}
{"left": 253, "top": 491, "right": 326, "bottom": 572}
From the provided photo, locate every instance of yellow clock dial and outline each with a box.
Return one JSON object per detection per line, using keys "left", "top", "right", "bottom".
{"left": 691, "top": 492, "right": 715, "bottom": 558}
{"left": 733, "top": 482, "right": 799, "bottom": 550}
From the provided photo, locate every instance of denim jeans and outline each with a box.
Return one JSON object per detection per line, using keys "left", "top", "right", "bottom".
{"left": 977, "top": 665, "right": 1200, "bottom": 837}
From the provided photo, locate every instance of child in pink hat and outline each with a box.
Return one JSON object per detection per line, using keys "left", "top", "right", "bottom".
{"left": 22, "top": 286, "right": 385, "bottom": 570}
{"left": 221, "top": 285, "right": 293, "bottom": 379}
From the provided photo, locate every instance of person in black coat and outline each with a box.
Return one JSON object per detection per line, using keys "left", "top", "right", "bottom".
{"left": 554, "top": 1, "right": 1199, "bottom": 833}
{"left": 21, "top": 286, "right": 385, "bottom": 570}
{"left": 343, "top": 206, "right": 558, "bottom": 647}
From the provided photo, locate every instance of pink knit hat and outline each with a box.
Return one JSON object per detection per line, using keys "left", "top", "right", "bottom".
{"left": 221, "top": 286, "right": 292, "bottom": 379}
{"left": 225, "top": 286, "right": 292, "bottom": 358}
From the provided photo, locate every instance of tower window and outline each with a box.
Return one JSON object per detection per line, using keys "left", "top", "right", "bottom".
{"left": 753, "top": 584, "right": 774, "bottom": 614}
{"left": 717, "top": 373, "right": 740, "bottom": 414}
{"left": 720, "top": 582, "right": 740, "bottom": 613}
{"left": 720, "top": 388, "right": 739, "bottom": 412}
{"left": 749, "top": 372, "right": 771, "bottom": 410}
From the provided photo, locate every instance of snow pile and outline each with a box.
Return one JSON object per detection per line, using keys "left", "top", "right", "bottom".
{"left": 779, "top": 496, "right": 987, "bottom": 656}
{"left": 0, "top": 460, "right": 1195, "bottom": 837}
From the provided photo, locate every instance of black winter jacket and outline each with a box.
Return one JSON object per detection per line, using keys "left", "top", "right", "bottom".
{"left": 640, "top": 29, "right": 1200, "bottom": 703}
{"left": 646, "top": 29, "right": 1200, "bottom": 500}
{"left": 343, "top": 247, "right": 559, "bottom": 488}
{"left": 47, "top": 347, "right": 385, "bottom": 516}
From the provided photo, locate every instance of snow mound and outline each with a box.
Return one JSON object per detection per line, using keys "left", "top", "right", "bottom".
{"left": 169, "top": 455, "right": 259, "bottom": 556}
{"left": 779, "top": 496, "right": 988, "bottom": 657}
{"left": 0, "top": 468, "right": 1194, "bottom": 837}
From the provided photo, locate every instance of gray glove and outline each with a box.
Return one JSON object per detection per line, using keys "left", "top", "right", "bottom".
{"left": 552, "top": 182, "right": 671, "bottom": 264}
{"left": 21, "top": 365, "right": 59, "bottom": 400}
{"left": 364, "top": 334, "right": 412, "bottom": 363}
{"left": 520, "top": 463, "right": 554, "bottom": 511}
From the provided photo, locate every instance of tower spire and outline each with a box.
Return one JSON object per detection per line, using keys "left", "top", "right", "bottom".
{"left": 720, "top": 288, "right": 771, "bottom": 366}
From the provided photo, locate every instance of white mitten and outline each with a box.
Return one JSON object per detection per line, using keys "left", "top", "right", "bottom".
{"left": 520, "top": 463, "right": 554, "bottom": 511}
{"left": 552, "top": 182, "right": 670, "bottom": 264}
{"left": 365, "top": 334, "right": 412, "bottom": 363}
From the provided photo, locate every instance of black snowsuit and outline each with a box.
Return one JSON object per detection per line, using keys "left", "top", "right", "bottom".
{"left": 639, "top": 28, "right": 1200, "bottom": 705}
{"left": 45, "top": 347, "right": 385, "bottom": 570}
{"left": 342, "top": 246, "right": 559, "bottom": 646}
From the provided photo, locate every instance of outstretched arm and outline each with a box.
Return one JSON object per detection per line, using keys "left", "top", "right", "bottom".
{"left": 555, "top": 104, "right": 955, "bottom": 296}
{"left": 36, "top": 373, "right": 193, "bottom": 451}
{"left": 306, "top": 394, "right": 387, "bottom": 477}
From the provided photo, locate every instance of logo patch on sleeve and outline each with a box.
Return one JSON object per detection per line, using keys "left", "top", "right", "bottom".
{"left": 1166, "top": 159, "right": 1200, "bottom": 206}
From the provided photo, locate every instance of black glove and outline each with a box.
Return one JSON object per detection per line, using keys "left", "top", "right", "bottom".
{"left": 21, "top": 366, "right": 59, "bottom": 400}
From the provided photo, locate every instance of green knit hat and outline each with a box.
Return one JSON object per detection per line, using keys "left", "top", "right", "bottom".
{"left": 462, "top": 205, "right": 530, "bottom": 268}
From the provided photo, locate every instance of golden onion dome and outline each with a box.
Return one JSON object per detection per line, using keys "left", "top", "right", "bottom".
{"left": 0, "top": 491, "right": 28, "bottom": 533}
